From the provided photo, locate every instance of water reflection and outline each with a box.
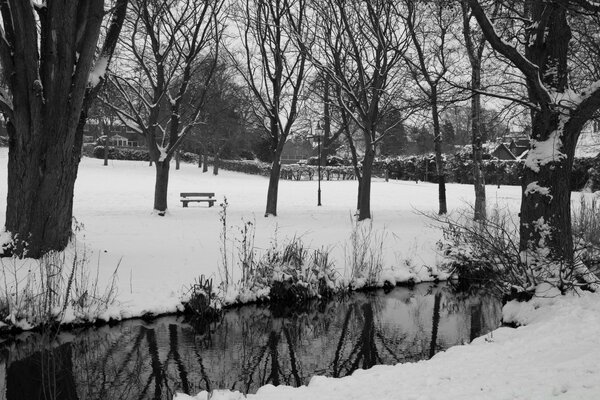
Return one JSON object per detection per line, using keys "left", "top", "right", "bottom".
{"left": 0, "top": 283, "right": 501, "bottom": 399}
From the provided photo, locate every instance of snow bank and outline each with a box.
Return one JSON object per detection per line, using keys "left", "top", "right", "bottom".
{"left": 1, "top": 148, "right": 506, "bottom": 327}
{"left": 175, "top": 290, "right": 600, "bottom": 400}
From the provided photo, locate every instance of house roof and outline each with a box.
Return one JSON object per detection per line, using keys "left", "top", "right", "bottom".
{"left": 491, "top": 143, "right": 517, "bottom": 160}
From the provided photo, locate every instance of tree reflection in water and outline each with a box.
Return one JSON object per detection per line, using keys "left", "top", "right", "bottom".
{"left": 0, "top": 283, "right": 501, "bottom": 399}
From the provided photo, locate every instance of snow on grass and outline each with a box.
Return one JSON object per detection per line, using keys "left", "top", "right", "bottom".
{"left": 0, "top": 147, "right": 519, "bottom": 326}
{"left": 174, "top": 289, "right": 600, "bottom": 400}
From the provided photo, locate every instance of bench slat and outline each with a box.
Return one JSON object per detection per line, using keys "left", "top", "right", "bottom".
{"left": 180, "top": 192, "right": 214, "bottom": 197}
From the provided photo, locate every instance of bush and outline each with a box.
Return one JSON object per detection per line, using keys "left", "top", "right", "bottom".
{"left": 217, "top": 205, "right": 339, "bottom": 305}
{"left": 238, "top": 150, "right": 256, "bottom": 160}
{"left": 436, "top": 204, "right": 600, "bottom": 298}
{"left": 345, "top": 220, "right": 385, "bottom": 289}
{"left": 0, "top": 238, "right": 119, "bottom": 330}
{"left": 91, "top": 146, "right": 151, "bottom": 161}
{"left": 218, "top": 159, "right": 271, "bottom": 176}
{"left": 184, "top": 275, "right": 220, "bottom": 320}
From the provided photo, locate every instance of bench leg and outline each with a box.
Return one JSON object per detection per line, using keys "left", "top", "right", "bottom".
{"left": 209, "top": 201, "right": 214, "bottom": 207}
{"left": 182, "top": 201, "right": 188, "bottom": 207}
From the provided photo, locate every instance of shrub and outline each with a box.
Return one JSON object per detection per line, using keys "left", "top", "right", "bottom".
{"left": 345, "top": 220, "right": 385, "bottom": 289}
{"left": 91, "top": 146, "right": 151, "bottom": 161}
{"left": 217, "top": 212, "right": 339, "bottom": 305}
{"left": 184, "top": 275, "right": 220, "bottom": 320}
{"left": 436, "top": 204, "right": 600, "bottom": 298}
{"left": 0, "top": 237, "right": 119, "bottom": 330}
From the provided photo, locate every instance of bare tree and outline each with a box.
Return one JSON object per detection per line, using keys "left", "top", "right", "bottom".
{"left": 469, "top": 0, "right": 600, "bottom": 283}
{"left": 301, "top": 0, "right": 409, "bottom": 220}
{"left": 0, "top": 1, "right": 128, "bottom": 257}
{"left": 460, "top": 0, "right": 499, "bottom": 221}
{"left": 403, "top": 0, "right": 461, "bottom": 215}
{"left": 106, "top": 0, "right": 224, "bottom": 214}
{"left": 228, "top": 0, "right": 308, "bottom": 217}
{"left": 187, "top": 59, "right": 249, "bottom": 175}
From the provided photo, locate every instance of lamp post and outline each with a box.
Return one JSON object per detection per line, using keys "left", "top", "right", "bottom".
{"left": 309, "top": 121, "right": 323, "bottom": 206}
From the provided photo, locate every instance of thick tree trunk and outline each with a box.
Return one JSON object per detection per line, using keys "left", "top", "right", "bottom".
{"left": 153, "top": 160, "right": 170, "bottom": 215}
{"left": 432, "top": 96, "right": 447, "bottom": 214}
{"left": 203, "top": 150, "right": 209, "bottom": 173}
{"left": 519, "top": 112, "right": 577, "bottom": 264}
{"left": 357, "top": 148, "right": 374, "bottom": 221}
{"left": 471, "top": 67, "right": 486, "bottom": 220}
{"left": 213, "top": 152, "right": 220, "bottom": 175}
{"left": 2, "top": 1, "right": 108, "bottom": 258}
{"left": 5, "top": 122, "right": 81, "bottom": 258}
{"left": 265, "top": 152, "right": 283, "bottom": 217}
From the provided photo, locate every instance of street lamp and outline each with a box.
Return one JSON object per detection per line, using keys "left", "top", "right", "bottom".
{"left": 308, "top": 121, "right": 324, "bottom": 206}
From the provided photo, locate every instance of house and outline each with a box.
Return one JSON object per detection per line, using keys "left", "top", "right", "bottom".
{"left": 489, "top": 133, "right": 530, "bottom": 160}
{"left": 491, "top": 143, "right": 516, "bottom": 160}
{"left": 508, "top": 138, "right": 529, "bottom": 158}
{"left": 85, "top": 121, "right": 145, "bottom": 148}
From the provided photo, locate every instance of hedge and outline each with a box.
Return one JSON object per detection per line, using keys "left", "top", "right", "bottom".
{"left": 82, "top": 145, "right": 598, "bottom": 191}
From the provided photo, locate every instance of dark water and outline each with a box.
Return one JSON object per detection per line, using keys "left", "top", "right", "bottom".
{"left": 0, "top": 283, "right": 501, "bottom": 400}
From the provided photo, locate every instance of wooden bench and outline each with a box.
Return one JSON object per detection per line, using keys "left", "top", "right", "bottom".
{"left": 180, "top": 192, "right": 216, "bottom": 208}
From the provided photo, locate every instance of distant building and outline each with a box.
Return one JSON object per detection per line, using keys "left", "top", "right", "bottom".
{"left": 85, "top": 121, "right": 145, "bottom": 148}
{"left": 508, "top": 138, "right": 529, "bottom": 158}
{"left": 491, "top": 143, "right": 517, "bottom": 160}
{"left": 488, "top": 131, "right": 531, "bottom": 160}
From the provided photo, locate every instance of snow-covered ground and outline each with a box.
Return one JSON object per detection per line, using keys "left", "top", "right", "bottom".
{"left": 2, "top": 148, "right": 600, "bottom": 399}
{"left": 0, "top": 148, "right": 521, "bottom": 322}
{"left": 175, "top": 286, "right": 600, "bottom": 400}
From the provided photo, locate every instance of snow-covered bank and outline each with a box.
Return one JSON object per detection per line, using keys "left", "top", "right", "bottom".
{"left": 175, "top": 290, "right": 600, "bottom": 400}
{"left": 0, "top": 148, "right": 525, "bottom": 327}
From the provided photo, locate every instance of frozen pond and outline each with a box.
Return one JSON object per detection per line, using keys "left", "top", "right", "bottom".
{"left": 0, "top": 283, "right": 501, "bottom": 399}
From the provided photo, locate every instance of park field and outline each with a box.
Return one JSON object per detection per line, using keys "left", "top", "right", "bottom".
{"left": 0, "top": 148, "right": 524, "bottom": 320}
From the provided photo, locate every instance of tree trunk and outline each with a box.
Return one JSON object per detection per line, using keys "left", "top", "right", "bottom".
{"left": 203, "top": 149, "right": 209, "bottom": 173}
{"left": 153, "top": 160, "right": 170, "bottom": 215}
{"left": 3, "top": 1, "right": 107, "bottom": 258}
{"left": 213, "top": 152, "right": 220, "bottom": 175}
{"left": 265, "top": 152, "right": 283, "bottom": 217}
{"left": 432, "top": 95, "right": 447, "bottom": 214}
{"left": 357, "top": 147, "right": 374, "bottom": 221}
{"left": 198, "top": 150, "right": 202, "bottom": 168}
{"left": 102, "top": 118, "right": 109, "bottom": 166}
{"left": 519, "top": 111, "right": 577, "bottom": 264}
{"left": 428, "top": 292, "right": 442, "bottom": 359}
{"left": 5, "top": 120, "right": 81, "bottom": 258}
{"left": 471, "top": 65, "right": 486, "bottom": 220}
{"left": 322, "top": 75, "right": 331, "bottom": 166}
{"left": 175, "top": 150, "right": 181, "bottom": 170}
